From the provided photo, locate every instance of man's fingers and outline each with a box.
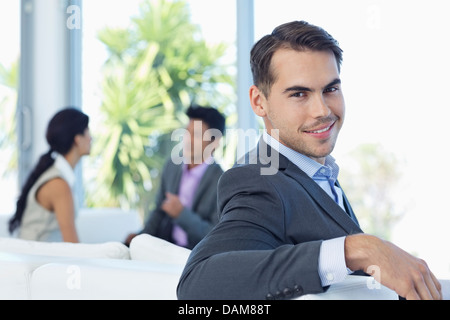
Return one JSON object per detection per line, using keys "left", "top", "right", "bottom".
{"left": 414, "top": 277, "right": 433, "bottom": 300}
{"left": 405, "top": 290, "right": 420, "bottom": 300}
{"left": 417, "top": 262, "right": 442, "bottom": 300}
{"left": 410, "top": 270, "right": 442, "bottom": 300}
{"left": 427, "top": 272, "right": 443, "bottom": 300}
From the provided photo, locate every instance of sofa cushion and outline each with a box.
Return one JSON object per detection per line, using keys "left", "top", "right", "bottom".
{"left": 0, "top": 237, "right": 130, "bottom": 259}
{"left": 30, "top": 258, "right": 184, "bottom": 300}
{"left": 129, "top": 234, "right": 190, "bottom": 266}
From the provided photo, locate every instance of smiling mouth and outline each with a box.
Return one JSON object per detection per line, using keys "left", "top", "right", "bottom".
{"left": 304, "top": 121, "right": 335, "bottom": 134}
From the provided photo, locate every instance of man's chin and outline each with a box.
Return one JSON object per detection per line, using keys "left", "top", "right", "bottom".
{"left": 301, "top": 144, "right": 336, "bottom": 161}
{"left": 182, "top": 156, "right": 204, "bottom": 165}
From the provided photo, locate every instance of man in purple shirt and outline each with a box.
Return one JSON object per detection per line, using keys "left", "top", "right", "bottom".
{"left": 125, "top": 106, "right": 225, "bottom": 249}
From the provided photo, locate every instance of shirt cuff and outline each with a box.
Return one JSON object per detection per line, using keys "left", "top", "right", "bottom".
{"left": 318, "top": 236, "right": 350, "bottom": 287}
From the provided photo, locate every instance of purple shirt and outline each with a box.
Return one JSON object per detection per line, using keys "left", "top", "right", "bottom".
{"left": 178, "top": 161, "right": 210, "bottom": 209}
{"left": 172, "top": 160, "right": 210, "bottom": 246}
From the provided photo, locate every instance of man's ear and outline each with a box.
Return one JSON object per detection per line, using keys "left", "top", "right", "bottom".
{"left": 209, "top": 136, "right": 221, "bottom": 153}
{"left": 249, "top": 85, "right": 267, "bottom": 117}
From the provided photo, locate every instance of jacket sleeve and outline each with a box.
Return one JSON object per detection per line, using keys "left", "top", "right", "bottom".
{"left": 177, "top": 165, "right": 325, "bottom": 300}
{"left": 140, "top": 159, "right": 172, "bottom": 236}
{"left": 174, "top": 206, "right": 217, "bottom": 248}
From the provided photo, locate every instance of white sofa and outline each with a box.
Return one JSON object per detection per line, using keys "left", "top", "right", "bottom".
{"left": 0, "top": 209, "right": 448, "bottom": 300}
{"left": 0, "top": 233, "right": 190, "bottom": 300}
{"left": 0, "top": 234, "right": 399, "bottom": 300}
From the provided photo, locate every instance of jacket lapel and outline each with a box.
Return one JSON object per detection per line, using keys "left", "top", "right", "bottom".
{"left": 171, "top": 163, "right": 183, "bottom": 194}
{"left": 336, "top": 180, "right": 361, "bottom": 228}
{"left": 284, "top": 162, "right": 362, "bottom": 234}
{"left": 257, "top": 139, "right": 362, "bottom": 235}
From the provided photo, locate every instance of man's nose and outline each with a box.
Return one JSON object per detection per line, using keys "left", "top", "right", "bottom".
{"left": 310, "top": 94, "right": 331, "bottom": 118}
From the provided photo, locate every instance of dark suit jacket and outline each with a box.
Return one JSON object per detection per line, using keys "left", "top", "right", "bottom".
{"left": 141, "top": 158, "right": 224, "bottom": 249}
{"left": 177, "top": 139, "right": 363, "bottom": 300}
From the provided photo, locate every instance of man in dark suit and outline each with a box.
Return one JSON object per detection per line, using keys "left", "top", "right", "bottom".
{"left": 125, "top": 105, "right": 225, "bottom": 249}
{"left": 177, "top": 21, "right": 442, "bottom": 300}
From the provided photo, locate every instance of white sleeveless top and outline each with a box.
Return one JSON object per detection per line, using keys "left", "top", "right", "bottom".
{"left": 18, "top": 154, "right": 77, "bottom": 242}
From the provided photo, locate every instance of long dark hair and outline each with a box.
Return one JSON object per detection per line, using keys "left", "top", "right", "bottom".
{"left": 8, "top": 107, "right": 89, "bottom": 234}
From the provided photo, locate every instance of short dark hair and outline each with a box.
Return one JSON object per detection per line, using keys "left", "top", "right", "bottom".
{"left": 186, "top": 105, "right": 226, "bottom": 135}
{"left": 250, "top": 20, "right": 343, "bottom": 97}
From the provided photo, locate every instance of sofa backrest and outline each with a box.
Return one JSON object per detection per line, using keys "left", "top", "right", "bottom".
{"left": 0, "top": 237, "right": 130, "bottom": 259}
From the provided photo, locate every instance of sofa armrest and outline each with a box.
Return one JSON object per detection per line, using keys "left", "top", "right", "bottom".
{"left": 0, "top": 252, "right": 77, "bottom": 300}
{"left": 295, "top": 275, "right": 399, "bottom": 300}
{"left": 441, "top": 279, "right": 450, "bottom": 300}
{"left": 30, "top": 258, "right": 183, "bottom": 300}
{"left": 296, "top": 275, "right": 450, "bottom": 300}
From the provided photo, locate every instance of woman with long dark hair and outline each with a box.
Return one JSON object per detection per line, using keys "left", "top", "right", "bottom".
{"left": 9, "top": 107, "right": 91, "bottom": 242}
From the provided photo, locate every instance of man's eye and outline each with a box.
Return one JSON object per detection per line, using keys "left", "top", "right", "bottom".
{"left": 324, "top": 87, "right": 339, "bottom": 93}
{"left": 290, "top": 92, "right": 306, "bottom": 98}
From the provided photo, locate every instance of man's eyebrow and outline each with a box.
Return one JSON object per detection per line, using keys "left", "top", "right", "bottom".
{"left": 325, "top": 78, "right": 341, "bottom": 88}
{"left": 283, "top": 78, "right": 341, "bottom": 94}
{"left": 283, "top": 85, "right": 312, "bottom": 94}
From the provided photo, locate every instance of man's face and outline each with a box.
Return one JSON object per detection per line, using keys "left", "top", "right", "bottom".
{"left": 251, "top": 49, "right": 345, "bottom": 164}
{"left": 182, "top": 119, "right": 212, "bottom": 165}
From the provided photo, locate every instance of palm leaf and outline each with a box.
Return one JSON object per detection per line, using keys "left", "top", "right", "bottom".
{"left": 89, "top": 0, "right": 234, "bottom": 210}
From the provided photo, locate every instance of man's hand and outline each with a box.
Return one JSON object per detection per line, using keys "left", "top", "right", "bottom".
{"left": 124, "top": 233, "right": 137, "bottom": 246}
{"left": 345, "top": 234, "right": 442, "bottom": 300}
{"left": 161, "top": 192, "right": 184, "bottom": 218}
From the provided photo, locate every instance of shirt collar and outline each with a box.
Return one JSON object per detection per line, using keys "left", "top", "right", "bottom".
{"left": 182, "top": 156, "right": 211, "bottom": 177}
{"left": 262, "top": 130, "right": 339, "bottom": 181}
{"left": 54, "top": 153, "right": 76, "bottom": 188}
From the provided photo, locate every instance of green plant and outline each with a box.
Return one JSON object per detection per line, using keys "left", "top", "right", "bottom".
{"left": 87, "top": 0, "right": 235, "bottom": 212}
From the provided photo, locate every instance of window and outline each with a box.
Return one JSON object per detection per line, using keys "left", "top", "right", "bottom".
{"left": 255, "top": 0, "right": 450, "bottom": 279}
{"left": 0, "top": 2, "right": 20, "bottom": 217}
{"left": 82, "top": 0, "right": 237, "bottom": 211}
